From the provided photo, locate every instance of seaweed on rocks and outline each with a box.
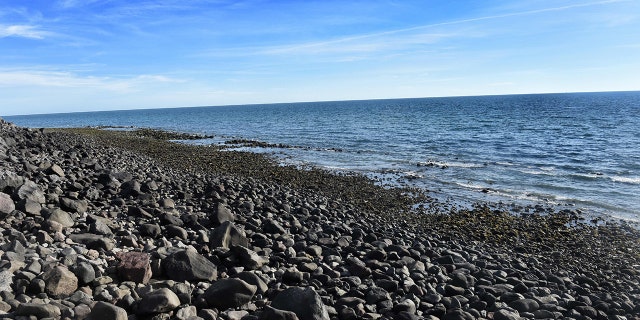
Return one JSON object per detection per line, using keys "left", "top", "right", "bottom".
{"left": 0, "top": 121, "right": 639, "bottom": 320}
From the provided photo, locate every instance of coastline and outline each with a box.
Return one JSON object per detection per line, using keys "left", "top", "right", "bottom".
{"left": 1, "top": 120, "right": 639, "bottom": 319}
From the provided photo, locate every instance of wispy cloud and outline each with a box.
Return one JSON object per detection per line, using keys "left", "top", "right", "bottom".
{"left": 0, "top": 24, "right": 50, "bottom": 39}
{"left": 0, "top": 70, "right": 184, "bottom": 92}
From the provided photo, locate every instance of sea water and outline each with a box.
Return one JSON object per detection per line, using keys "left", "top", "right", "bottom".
{"left": 5, "top": 91, "right": 640, "bottom": 221}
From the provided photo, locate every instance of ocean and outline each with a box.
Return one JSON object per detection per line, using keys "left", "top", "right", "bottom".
{"left": 5, "top": 91, "right": 640, "bottom": 222}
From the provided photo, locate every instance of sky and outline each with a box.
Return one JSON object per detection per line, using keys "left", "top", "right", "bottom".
{"left": 1, "top": 0, "right": 639, "bottom": 116}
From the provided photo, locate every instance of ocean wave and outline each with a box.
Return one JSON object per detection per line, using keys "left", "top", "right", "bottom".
{"left": 610, "top": 176, "right": 640, "bottom": 184}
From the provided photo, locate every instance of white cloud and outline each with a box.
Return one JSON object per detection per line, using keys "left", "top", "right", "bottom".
{"left": 0, "top": 70, "right": 183, "bottom": 91}
{"left": 0, "top": 25, "right": 49, "bottom": 39}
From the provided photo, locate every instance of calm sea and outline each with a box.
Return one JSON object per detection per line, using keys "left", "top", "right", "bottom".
{"left": 5, "top": 92, "right": 640, "bottom": 221}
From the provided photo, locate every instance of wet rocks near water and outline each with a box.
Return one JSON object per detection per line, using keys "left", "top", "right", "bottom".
{"left": 0, "top": 118, "right": 639, "bottom": 320}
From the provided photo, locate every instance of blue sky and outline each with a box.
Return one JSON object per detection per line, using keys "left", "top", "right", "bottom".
{"left": 1, "top": 0, "right": 639, "bottom": 115}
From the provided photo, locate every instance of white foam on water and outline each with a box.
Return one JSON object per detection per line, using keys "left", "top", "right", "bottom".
{"left": 610, "top": 176, "right": 640, "bottom": 184}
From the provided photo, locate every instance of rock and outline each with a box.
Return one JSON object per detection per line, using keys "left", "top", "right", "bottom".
{"left": 271, "top": 287, "right": 330, "bottom": 320}
{"left": 47, "top": 208, "right": 75, "bottom": 228}
{"left": 263, "top": 219, "right": 286, "bottom": 234}
{"left": 235, "top": 271, "right": 269, "bottom": 294}
{"left": 60, "top": 197, "right": 88, "bottom": 213}
{"left": 509, "top": 298, "right": 539, "bottom": 313}
{"left": 15, "top": 303, "right": 61, "bottom": 318}
{"left": 493, "top": 308, "right": 521, "bottom": 320}
{"left": 14, "top": 180, "right": 46, "bottom": 204}
{"left": 0, "top": 271, "right": 13, "bottom": 292}
{"left": 444, "top": 284, "right": 466, "bottom": 296}
{"left": 16, "top": 198, "right": 41, "bottom": 215}
{"left": 365, "top": 287, "right": 391, "bottom": 304}
{"left": 140, "top": 223, "right": 162, "bottom": 238}
{"left": 443, "top": 308, "right": 475, "bottom": 320}
{"left": 116, "top": 251, "right": 152, "bottom": 284}
{"left": 73, "top": 261, "right": 96, "bottom": 284}
{"left": 47, "top": 164, "right": 65, "bottom": 177}
{"left": 574, "top": 305, "right": 598, "bottom": 318}
{"left": 159, "top": 198, "right": 175, "bottom": 208}
{"left": 166, "top": 224, "right": 189, "bottom": 240}
{"left": 137, "top": 288, "right": 181, "bottom": 315}
{"left": 0, "top": 192, "right": 15, "bottom": 216}
{"left": 210, "top": 221, "right": 249, "bottom": 249}
{"left": 0, "top": 170, "right": 24, "bottom": 192}
{"left": 233, "top": 245, "right": 268, "bottom": 270}
{"left": 202, "top": 278, "right": 257, "bottom": 310}
{"left": 41, "top": 265, "right": 78, "bottom": 298}
{"left": 69, "top": 233, "right": 115, "bottom": 251}
{"left": 162, "top": 248, "right": 217, "bottom": 281}
{"left": 261, "top": 305, "right": 300, "bottom": 320}
{"left": 87, "top": 301, "right": 128, "bottom": 320}
{"left": 175, "top": 306, "right": 198, "bottom": 320}
{"left": 211, "top": 202, "right": 234, "bottom": 225}
{"left": 120, "top": 180, "right": 141, "bottom": 197}
{"left": 89, "top": 217, "right": 114, "bottom": 236}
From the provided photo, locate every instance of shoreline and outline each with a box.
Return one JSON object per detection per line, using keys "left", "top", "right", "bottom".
{"left": 1, "top": 120, "right": 639, "bottom": 319}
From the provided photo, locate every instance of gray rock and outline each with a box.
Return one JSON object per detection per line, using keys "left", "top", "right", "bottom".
{"left": 0, "top": 270, "right": 13, "bottom": 292}
{"left": 443, "top": 308, "right": 475, "bottom": 320}
{"left": 166, "top": 224, "right": 189, "bottom": 240}
{"left": 73, "top": 261, "right": 96, "bottom": 284}
{"left": 140, "top": 223, "right": 162, "bottom": 238}
{"left": 87, "top": 301, "right": 128, "bottom": 320}
{"left": 232, "top": 245, "right": 268, "bottom": 270}
{"left": 17, "top": 198, "right": 41, "bottom": 215}
{"left": 162, "top": 248, "right": 217, "bottom": 282}
{"left": 47, "top": 208, "right": 75, "bottom": 228}
{"left": 210, "top": 221, "right": 249, "bottom": 249}
{"left": 15, "top": 303, "right": 61, "bottom": 318}
{"left": 202, "top": 278, "right": 257, "bottom": 310}
{"left": 263, "top": 219, "right": 286, "bottom": 234}
{"left": 14, "top": 180, "right": 45, "bottom": 204}
{"left": 493, "top": 308, "right": 521, "bottom": 320}
{"left": 211, "top": 202, "right": 234, "bottom": 225}
{"left": 69, "top": 233, "right": 115, "bottom": 251}
{"left": 509, "top": 298, "right": 539, "bottom": 313}
{"left": 47, "top": 164, "right": 65, "bottom": 177}
{"left": 271, "top": 286, "right": 329, "bottom": 320}
{"left": 42, "top": 265, "right": 78, "bottom": 298}
{"left": 365, "top": 287, "right": 391, "bottom": 304}
{"left": 175, "top": 306, "right": 198, "bottom": 320}
{"left": 60, "top": 197, "right": 88, "bottom": 213}
{"left": 137, "top": 287, "right": 181, "bottom": 315}
{"left": 0, "top": 170, "right": 24, "bottom": 192}
{"left": 235, "top": 271, "right": 269, "bottom": 294}
{"left": 261, "top": 305, "right": 300, "bottom": 320}
{"left": 0, "top": 192, "right": 15, "bottom": 216}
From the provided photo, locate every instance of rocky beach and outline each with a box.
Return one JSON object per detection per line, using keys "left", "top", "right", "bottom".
{"left": 0, "top": 117, "right": 639, "bottom": 320}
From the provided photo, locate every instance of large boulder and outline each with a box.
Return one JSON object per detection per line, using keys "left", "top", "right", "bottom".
{"left": 202, "top": 278, "right": 257, "bottom": 310}
{"left": 161, "top": 248, "right": 217, "bottom": 282}
{"left": 271, "top": 287, "right": 329, "bottom": 320}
